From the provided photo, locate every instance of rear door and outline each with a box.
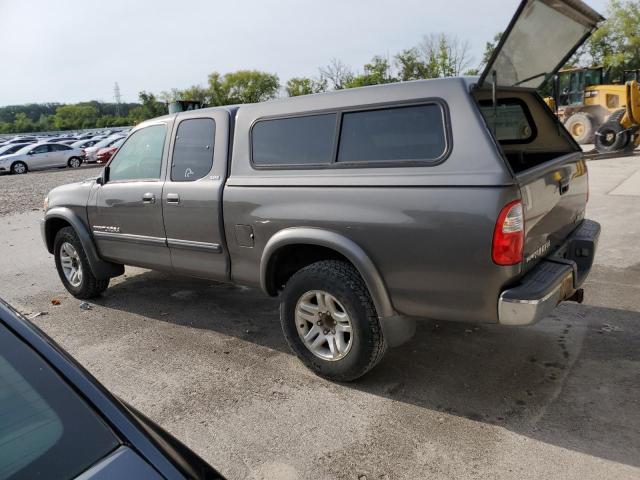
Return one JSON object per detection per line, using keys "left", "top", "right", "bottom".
{"left": 478, "top": 0, "right": 603, "bottom": 89}
{"left": 50, "top": 143, "right": 72, "bottom": 166}
{"left": 90, "top": 122, "right": 172, "bottom": 270}
{"left": 161, "top": 110, "right": 230, "bottom": 280}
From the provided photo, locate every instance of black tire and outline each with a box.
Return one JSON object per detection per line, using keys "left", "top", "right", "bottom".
{"left": 54, "top": 227, "right": 110, "bottom": 299}
{"left": 564, "top": 112, "right": 595, "bottom": 144}
{"left": 11, "top": 161, "right": 28, "bottom": 174}
{"left": 280, "top": 260, "right": 387, "bottom": 382}
{"left": 67, "top": 156, "right": 82, "bottom": 168}
{"left": 595, "top": 121, "right": 629, "bottom": 153}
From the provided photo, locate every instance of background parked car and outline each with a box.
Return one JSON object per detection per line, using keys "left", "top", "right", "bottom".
{"left": 0, "top": 142, "right": 30, "bottom": 158}
{"left": 70, "top": 138, "right": 100, "bottom": 149}
{"left": 0, "top": 299, "right": 225, "bottom": 479}
{"left": 0, "top": 142, "right": 84, "bottom": 174}
{"left": 83, "top": 135, "right": 125, "bottom": 163}
{"left": 96, "top": 137, "right": 125, "bottom": 164}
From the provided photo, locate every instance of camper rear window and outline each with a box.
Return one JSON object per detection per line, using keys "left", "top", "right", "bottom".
{"left": 479, "top": 99, "right": 536, "bottom": 143}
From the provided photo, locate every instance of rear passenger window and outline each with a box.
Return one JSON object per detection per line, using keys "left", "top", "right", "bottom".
{"left": 171, "top": 118, "right": 215, "bottom": 181}
{"left": 337, "top": 104, "right": 447, "bottom": 163}
{"left": 252, "top": 114, "right": 336, "bottom": 166}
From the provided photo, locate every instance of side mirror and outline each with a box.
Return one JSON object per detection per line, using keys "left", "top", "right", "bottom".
{"left": 97, "top": 166, "right": 110, "bottom": 185}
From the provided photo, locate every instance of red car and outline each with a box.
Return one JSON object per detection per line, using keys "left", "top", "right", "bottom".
{"left": 96, "top": 139, "right": 124, "bottom": 164}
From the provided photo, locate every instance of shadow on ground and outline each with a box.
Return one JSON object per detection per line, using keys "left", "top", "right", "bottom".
{"left": 94, "top": 269, "right": 640, "bottom": 468}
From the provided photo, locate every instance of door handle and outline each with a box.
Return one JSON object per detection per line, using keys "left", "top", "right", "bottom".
{"left": 559, "top": 178, "right": 570, "bottom": 195}
{"left": 142, "top": 192, "right": 156, "bottom": 204}
{"left": 166, "top": 193, "right": 180, "bottom": 204}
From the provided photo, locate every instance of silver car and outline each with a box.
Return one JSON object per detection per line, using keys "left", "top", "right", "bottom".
{"left": 0, "top": 142, "right": 84, "bottom": 174}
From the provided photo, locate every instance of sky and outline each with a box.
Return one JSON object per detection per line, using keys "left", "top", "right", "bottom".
{"left": 0, "top": 0, "right": 609, "bottom": 106}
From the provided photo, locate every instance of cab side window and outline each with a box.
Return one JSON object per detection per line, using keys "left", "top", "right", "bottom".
{"left": 170, "top": 118, "right": 215, "bottom": 182}
{"left": 108, "top": 125, "right": 166, "bottom": 182}
{"left": 32, "top": 145, "right": 49, "bottom": 154}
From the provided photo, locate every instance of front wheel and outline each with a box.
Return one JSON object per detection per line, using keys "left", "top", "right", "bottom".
{"left": 54, "top": 227, "right": 109, "bottom": 299}
{"left": 280, "top": 260, "right": 387, "bottom": 381}
{"left": 67, "top": 157, "right": 82, "bottom": 168}
{"left": 11, "top": 161, "right": 27, "bottom": 174}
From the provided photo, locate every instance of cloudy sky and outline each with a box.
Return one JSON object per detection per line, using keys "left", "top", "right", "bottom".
{"left": 0, "top": 0, "right": 608, "bottom": 106}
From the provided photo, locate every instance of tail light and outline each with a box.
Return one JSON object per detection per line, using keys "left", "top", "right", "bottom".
{"left": 492, "top": 200, "right": 524, "bottom": 265}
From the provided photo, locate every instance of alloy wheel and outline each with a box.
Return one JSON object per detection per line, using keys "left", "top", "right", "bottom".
{"left": 59, "top": 242, "right": 83, "bottom": 287}
{"left": 295, "top": 290, "right": 353, "bottom": 361}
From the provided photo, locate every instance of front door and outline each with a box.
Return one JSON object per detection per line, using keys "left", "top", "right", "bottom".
{"left": 27, "top": 144, "right": 53, "bottom": 169}
{"left": 89, "top": 122, "right": 172, "bottom": 270}
{"left": 161, "top": 111, "right": 230, "bottom": 280}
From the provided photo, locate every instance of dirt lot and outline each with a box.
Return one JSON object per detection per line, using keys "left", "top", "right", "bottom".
{"left": 0, "top": 158, "right": 639, "bottom": 479}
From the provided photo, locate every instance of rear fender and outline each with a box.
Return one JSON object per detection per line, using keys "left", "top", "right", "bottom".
{"left": 261, "top": 227, "right": 415, "bottom": 347}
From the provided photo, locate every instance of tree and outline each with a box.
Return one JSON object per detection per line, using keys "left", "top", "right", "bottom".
{"left": 53, "top": 105, "right": 99, "bottom": 130}
{"left": 581, "top": 0, "right": 640, "bottom": 79}
{"left": 207, "top": 70, "right": 280, "bottom": 105}
{"left": 345, "top": 56, "right": 396, "bottom": 88}
{"left": 477, "top": 32, "right": 502, "bottom": 72}
{"left": 419, "top": 33, "right": 472, "bottom": 78}
{"left": 319, "top": 58, "right": 354, "bottom": 90}
{"left": 285, "top": 76, "right": 327, "bottom": 96}
{"left": 395, "top": 48, "right": 432, "bottom": 81}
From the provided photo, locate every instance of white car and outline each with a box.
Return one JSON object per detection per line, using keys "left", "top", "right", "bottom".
{"left": 0, "top": 143, "right": 84, "bottom": 174}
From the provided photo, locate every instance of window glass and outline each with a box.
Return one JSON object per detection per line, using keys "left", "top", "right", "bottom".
{"left": 337, "top": 104, "right": 446, "bottom": 163}
{"left": 51, "top": 144, "right": 70, "bottom": 151}
{"left": 479, "top": 100, "right": 535, "bottom": 142}
{"left": 252, "top": 114, "right": 336, "bottom": 166}
{"left": 171, "top": 118, "right": 215, "bottom": 181}
{"left": 32, "top": 145, "right": 49, "bottom": 154}
{"left": 0, "top": 325, "right": 119, "bottom": 480}
{"left": 108, "top": 125, "right": 166, "bottom": 181}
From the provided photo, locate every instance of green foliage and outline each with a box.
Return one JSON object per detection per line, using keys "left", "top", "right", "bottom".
{"left": 395, "top": 48, "right": 432, "bottom": 81}
{"left": 345, "top": 56, "right": 396, "bottom": 87}
{"left": 583, "top": 0, "right": 640, "bottom": 79}
{"left": 206, "top": 70, "right": 280, "bottom": 105}
{"left": 285, "top": 77, "right": 327, "bottom": 96}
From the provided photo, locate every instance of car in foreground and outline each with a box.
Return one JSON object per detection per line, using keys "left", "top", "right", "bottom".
{"left": 96, "top": 138, "right": 125, "bottom": 164}
{"left": 0, "top": 142, "right": 84, "bottom": 174}
{"left": 42, "top": 0, "right": 602, "bottom": 381}
{"left": 0, "top": 299, "right": 225, "bottom": 479}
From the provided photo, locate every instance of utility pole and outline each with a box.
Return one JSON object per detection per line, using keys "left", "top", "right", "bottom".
{"left": 114, "top": 82, "right": 122, "bottom": 116}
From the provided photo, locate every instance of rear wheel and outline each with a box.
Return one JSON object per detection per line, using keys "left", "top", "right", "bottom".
{"left": 67, "top": 157, "right": 82, "bottom": 168}
{"left": 54, "top": 227, "right": 109, "bottom": 299}
{"left": 280, "top": 260, "right": 387, "bottom": 381}
{"left": 565, "top": 112, "right": 595, "bottom": 144}
{"left": 11, "top": 161, "right": 27, "bottom": 174}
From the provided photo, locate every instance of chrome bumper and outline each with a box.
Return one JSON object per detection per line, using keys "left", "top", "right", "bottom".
{"left": 498, "top": 219, "right": 600, "bottom": 326}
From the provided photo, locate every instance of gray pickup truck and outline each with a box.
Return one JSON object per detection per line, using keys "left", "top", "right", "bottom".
{"left": 42, "top": 0, "right": 602, "bottom": 381}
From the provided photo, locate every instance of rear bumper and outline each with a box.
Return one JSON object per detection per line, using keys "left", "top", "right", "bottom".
{"left": 498, "top": 219, "right": 600, "bottom": 326}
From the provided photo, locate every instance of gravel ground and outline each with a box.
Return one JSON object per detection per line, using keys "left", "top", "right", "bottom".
{"left": 0, "top": 166, "right": 100, "bottom": 216}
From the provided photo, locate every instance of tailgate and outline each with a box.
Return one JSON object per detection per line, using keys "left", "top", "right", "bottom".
{"left": 517, "top": 152, "right": 588, "bottom": 272}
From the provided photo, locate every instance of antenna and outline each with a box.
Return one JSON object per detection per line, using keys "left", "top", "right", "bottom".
{"left": 113, "top": 82, "right": 122, "bottom": 116}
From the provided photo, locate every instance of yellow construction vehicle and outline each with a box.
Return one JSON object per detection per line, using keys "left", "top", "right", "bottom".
{"left": 548, "top": 66, "right": 627, "bottom": 144}
{"left": 594, "top": 79, "right": 640, "bottom": 153}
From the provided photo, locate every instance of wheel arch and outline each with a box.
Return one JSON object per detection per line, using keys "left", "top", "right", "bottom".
{"left": 260, "top": 227, "right": 395, "bottom": 319}
{"left": 43, "top": 207, "right": 124, "bottom": 279}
